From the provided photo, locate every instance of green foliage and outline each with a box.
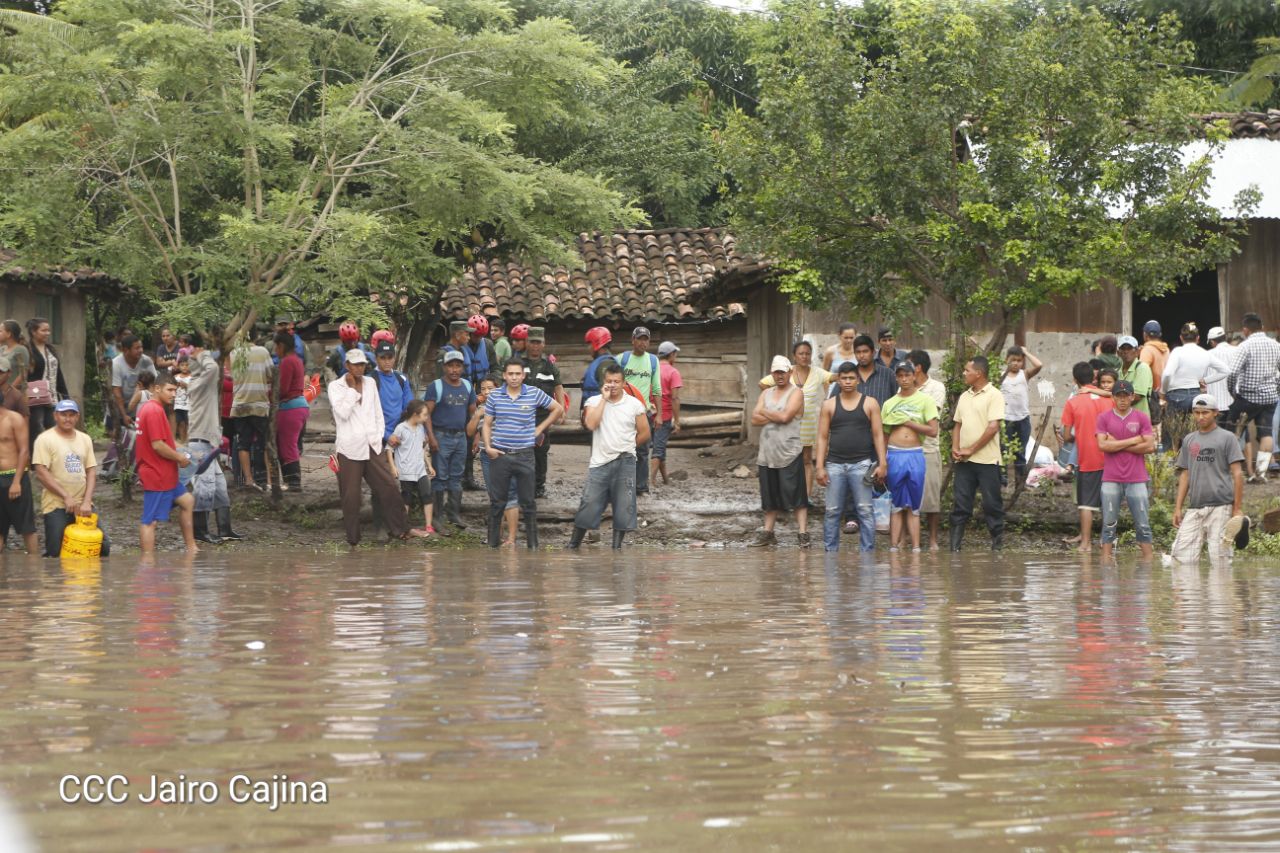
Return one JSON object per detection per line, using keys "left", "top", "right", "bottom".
{"left": 1245, "top": 531, "right": 1280, "bottom": 556}
{"left": 0, "top": 0, "right": 643, "bottom": 344}
{"left": 1225, "top": 36, "right": 1280, "bottom": 107}
{"left": 722, "top": 0, "right": 1254, "bottom": 353}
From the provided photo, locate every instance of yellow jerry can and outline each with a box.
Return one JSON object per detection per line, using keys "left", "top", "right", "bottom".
{"left": 61, "top": 513, "right": 103, "bottom": 558}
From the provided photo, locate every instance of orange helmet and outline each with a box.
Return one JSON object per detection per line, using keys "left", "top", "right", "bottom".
{"left": 467, "top": 314, "right": 490, "bottom": 336}
{"left": 370, "top": 329, "right": 396, "bottom": 348}
{"left": 338, "top": 321, "right": 360, "bottom": 343}
{"left": 510, "top": 323, "right": 530, "bottom": 341}
{"left": 584, "top": 326, "right": 612, "bottom": 351}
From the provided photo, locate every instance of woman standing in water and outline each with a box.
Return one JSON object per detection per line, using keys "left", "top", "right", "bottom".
{"left": 25, "top": 318, "right": 66, "bottom": 450}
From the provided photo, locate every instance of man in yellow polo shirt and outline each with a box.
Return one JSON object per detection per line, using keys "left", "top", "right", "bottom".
{"left": 950, "top": 355, "right": 1006, "bottom": 550}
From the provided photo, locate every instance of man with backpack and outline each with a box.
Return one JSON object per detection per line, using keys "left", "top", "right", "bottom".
{"left": 373, "top": 340, "right": 414, "bottom": 444}
{"left": 425, "top": 350, "right": 476, "bottom": 528}
{"left": 620, "top": 326, "right": 662, "bottom": 496}
{"left": 521, "top": 327, "right": 564, "bottom": 499}
{"left": 581, "top": 326, "right": 617, "bottom": 409}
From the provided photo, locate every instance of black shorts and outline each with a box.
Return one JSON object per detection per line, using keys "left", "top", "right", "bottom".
{"left": 0, "top": 472, "right": 36, "bottom": 536}
{"left": 759, "top": 454, "right": 808, "bottom": 512}
{"left": 400, "top": 476, "right": 432, "bottom": 507}
{"left": 1076, "top": 469, "right": 1102, "bottom": 512}
{"left": 233, "top": 415, "right": 268, "bottom": 451}
{"left": 1224, "top": 398, "right": 1277, "bottom": 440}
{"left": 175, "top": 409, "right": 189, "bottom": 425}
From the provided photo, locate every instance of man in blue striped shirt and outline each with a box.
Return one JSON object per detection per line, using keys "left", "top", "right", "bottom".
{"left": 482, "top": 359, "right": 564, "bottom": 548}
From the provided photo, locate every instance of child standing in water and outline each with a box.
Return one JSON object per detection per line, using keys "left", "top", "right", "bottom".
{"left": 389, "top": 400, "right": 437, "bottom": 536}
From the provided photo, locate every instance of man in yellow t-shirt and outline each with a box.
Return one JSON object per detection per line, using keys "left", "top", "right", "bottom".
{"left": 949, "top": 355, "right": 1006, "bottom": 551}
{"left": 32, "top": 399, "right": 109, "bottom": 557}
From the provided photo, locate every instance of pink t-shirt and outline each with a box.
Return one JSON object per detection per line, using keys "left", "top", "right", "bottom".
{"left": 1096, "top": 408, "right": 1152, "bottom": 483}
{"left": 660, "top": 362, "right": 683, "bottom": 422}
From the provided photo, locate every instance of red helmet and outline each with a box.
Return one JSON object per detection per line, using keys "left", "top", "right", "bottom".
{"left": 467, "top": 314, "right": 490, "bottom": 336}
{"left": 510, "top": 323, "right": 530, "bottom": 341}
{"left": 338, "top": 321, "right": 360, "bottom": 344}
{"left": 370, "top": 329, "right": 396, "bottom": 348}
{"left": 584, "top": 326, "right": 612, "bottom": 351}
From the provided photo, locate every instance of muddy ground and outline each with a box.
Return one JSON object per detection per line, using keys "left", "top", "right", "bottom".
{"left": 34, "top": 432, "right": 1279, "bottom": 555}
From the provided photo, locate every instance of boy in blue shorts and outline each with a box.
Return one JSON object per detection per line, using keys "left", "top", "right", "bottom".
{"left": 880, "top": 361, "right": 940, "bottom": 551}
{"left": 135, "top": 371, "right": 196, "bottom": 553}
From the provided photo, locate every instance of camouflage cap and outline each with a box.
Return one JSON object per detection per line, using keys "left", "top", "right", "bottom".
{"left": 527, "top": 327, "right": 546, "bottom": 342}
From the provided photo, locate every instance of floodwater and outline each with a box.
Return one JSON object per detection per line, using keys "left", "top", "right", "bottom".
{"left": 1, "top": 549, "right": 1280, "bottom": 851}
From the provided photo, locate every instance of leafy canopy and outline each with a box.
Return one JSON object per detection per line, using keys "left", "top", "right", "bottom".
{"left": 0, "top": 0, "right": 643, "bottom": 341}
{"left": 722, "top": 0, "right": 1255, "bottom": 350}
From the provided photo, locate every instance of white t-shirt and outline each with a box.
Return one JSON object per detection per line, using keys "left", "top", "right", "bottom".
{"left": 1001, "top": 369, "right": 1030, "bottom": 421}
{"left": 1162, "top": 343, "right": 1229, "bottom": 392}
{"left": 391, "top": 422, "right": 428, "bottom": 482}
{"left": 584, "top": 393, "right": 647, "bottom": 468}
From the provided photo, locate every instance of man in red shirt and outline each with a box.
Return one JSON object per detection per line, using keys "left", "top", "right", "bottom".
{"left": 136, "top": 371, "right": 196, "bottom": 553}
{"left": 1060, "top": 361, "right": 1113, "bottom": 551}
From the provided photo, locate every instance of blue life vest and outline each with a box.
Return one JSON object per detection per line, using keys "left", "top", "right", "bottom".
{"left": 465, "top": 339, "right": 491, "bottom": 385}
{"left": 581, "top": 352, "right": 617, "bottom": 409}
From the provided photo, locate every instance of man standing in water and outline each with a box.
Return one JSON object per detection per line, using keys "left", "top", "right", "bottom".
{"left": 815, "top": 360, "right": 886, "bottom": 553}
{"left": 1169, "top": 393, "right": 1247, "bottom": 563}
{"left": 0, "top": 353, "right": 35, "bottom": 553}
{"left": 569, "top": 364, "right": 650, "bottom": 550}
{"left": 908, "top": 350, "right": 946, "bottom": 550}
{"left": 950, "top": 356, "right": 1005, "bottom": 551}
{"left": 521, "top": 327, "right": 563, "bottom": 499}
{"left": 880, "top": 361, "right": 940, "bottom": 551}
{"left": 750, "top": 355, "right": 810, "bottom": 547}
{"left": 483, "top": 359, "right": 564, "bottom": 549}
{"left": 1096, "top": 380, "right": 1155, "bottom": 560}
{"left": 136, "top": 372, "right": 196, "bottom": 554}
{"left": 33, "top": 399, "right": 110, "bottom": 557}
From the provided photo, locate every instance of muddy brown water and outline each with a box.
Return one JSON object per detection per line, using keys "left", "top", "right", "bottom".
{"left": 1, "top": 549, "right": 1279, "bottom": 850}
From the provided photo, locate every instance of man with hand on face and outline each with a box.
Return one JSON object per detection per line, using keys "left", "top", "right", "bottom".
{"left": 33, "top": 399, "right": 110, "bottom": 557}
{"left": 328, "top": 349, "right": 421, "bottom": 548}
{"left": 483, "top": 359, "right": 564, "bottom": 549}
{"left": 569, "top": 363, "right": 650, "bottom": 550}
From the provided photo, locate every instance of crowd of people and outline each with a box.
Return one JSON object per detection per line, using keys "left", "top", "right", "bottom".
{"left": 0, "top": 309, "right": 1274, "bottom": 561}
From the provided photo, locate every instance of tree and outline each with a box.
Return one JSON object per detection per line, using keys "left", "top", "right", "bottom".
{"left": 0, "top": 0, "right": 642, "bottom": 348}
{"left": 722, "top": 0, "right": 1256, "bottom": 355}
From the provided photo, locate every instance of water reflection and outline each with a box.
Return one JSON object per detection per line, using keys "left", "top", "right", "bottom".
{"left": 0, "top": 549, "right": 1278, "bottom": 849}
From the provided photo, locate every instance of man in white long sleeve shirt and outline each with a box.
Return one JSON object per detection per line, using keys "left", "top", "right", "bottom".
{"left": 328, "top": 348, "right": 418, "bottom": 546}
{"left": 1162, "top": 323, "right": 1230, "bottom": 414}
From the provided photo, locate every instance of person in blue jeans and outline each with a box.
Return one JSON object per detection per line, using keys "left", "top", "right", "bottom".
{"left": 1096, "top": 381, "right": 1156, "bottom": 560}
{"left": 424, "top": 351, "right": 476, "bottom": 528}
{"left": 815, "top": 361, "right": 887, "bottom": 552}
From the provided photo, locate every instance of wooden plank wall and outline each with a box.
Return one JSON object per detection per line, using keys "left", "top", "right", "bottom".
{"left": 1220, "top": 219, "right": 1280, "bottom": 329}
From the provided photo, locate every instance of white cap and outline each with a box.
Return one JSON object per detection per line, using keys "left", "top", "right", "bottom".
{"left": 657, "top": 341, "right": 679, "bottom": 356}
{"left": 1207, "top": 326, "right": 1226, "bottom": 341}
{"left": 1117, "top": 335, "right": 1139, "bottom": 349}
{"left": 770, "top": 355, "right": 792, "bottom": 373}
{"left": 344, "top": 348, "right": 368, "bottom": 364}
{"left": 1192, "top": 393, "right": 1217, "bottom": 409}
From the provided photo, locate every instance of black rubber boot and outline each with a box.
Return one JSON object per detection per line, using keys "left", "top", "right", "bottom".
{"left": 283, "top": 461, "right": 303, "bottom": 491}
{"left": 524, "top": 512, "right": 539, "bottom": 550}
{"left": 433, "top": 492, "right": 445, "bottom": 527}
{"left": 612, "top": 529, "right": 627, "bottom": 550}
{"left": 949, "top": 525, "right": 964, "bottom": 553}
{"left": 568, "top": 526, "right": 588, "bottom": 549}
{"left": 991, "top": 531, "right": 1004, "bottom": 551}
{"left": 216, "top": 507, "right": 244, "bottom": 541}
{"left": 446, "top": 489, "right": 466, "bottom": 528}
{"left": 194, "top": 512, "right": 221, "bottom": 544}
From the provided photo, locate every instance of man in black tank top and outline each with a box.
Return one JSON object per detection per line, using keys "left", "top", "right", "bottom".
{"left": 815, "top": 362, "right": 887, "bottom": 553}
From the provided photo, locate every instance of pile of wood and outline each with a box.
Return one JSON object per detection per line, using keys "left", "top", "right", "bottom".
{"left": 550, "top": 409, "right": 743, "bottom": 447}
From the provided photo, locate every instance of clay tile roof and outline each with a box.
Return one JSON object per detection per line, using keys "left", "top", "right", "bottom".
{"left": 1196, "top": 111, "right": 1280, "bottom": 140}
{"left": 0, "top": 248, "right": 115, "bottom": 288}
{"left": 441, "top": 226, "right": 766, "bottom": 324}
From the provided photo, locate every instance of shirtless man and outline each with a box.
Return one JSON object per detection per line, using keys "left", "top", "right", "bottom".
{"left": 822, "top": 323, "right": 859, "bottom": 372}
{"left": 0, "top": 353, "right": 35, "bottom": 553}
{"left": 880, "top": 361, "right": 940, "bottom": 551}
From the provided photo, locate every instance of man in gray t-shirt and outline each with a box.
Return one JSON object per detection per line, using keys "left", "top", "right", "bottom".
{"left": 110, "top": 336, "right": 156, "bottom": 426}
{"left": 1170, "top": 393, "right": 1245, "bottom": 563}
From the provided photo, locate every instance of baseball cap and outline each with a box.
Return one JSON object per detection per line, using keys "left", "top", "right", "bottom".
{"left": 527, "top": 327, "right": 546, "bottom": 342}
{"left": 344, "top": 348, "right": 368, "bottom": 365}
{"left": 274, "top": 314, "right": 294, "bottom": 325}
{"left": 374, "top": 341, "right": 396, "bottom": 358}
{"left": 632, "top": 326, "right": 651, "bottom": 339}
{"left": 658, "top": 341, "right": 679, "bottom": 356}
{"left": 894, "top": 360, "right": 914, "bottom": 374}
{"left": 1207, "top": 326, "right": 1226, "bottom": 341}
{"left": 1192, "top": 393, "right": 1217, "bottom": 410}
{"left": 1113, "top": 380, "right": 1135, "bottom": 396}
{"left": 1117, "top": 335, "right": 1139, "bottom": 349}
{"left": 55, "top": 399, "right": 80, "bottom": 413}
{"left": 1143, "top": 320, "right": 1161, "bottom": 335}
{"left": 770, "top": 355, "right": 792, "bottom": 372}
{"left": 442, "top": 350, "right": 465, "bottom": 364}
{"left": 449, "top": 320, "right": 469, "bottom": 333}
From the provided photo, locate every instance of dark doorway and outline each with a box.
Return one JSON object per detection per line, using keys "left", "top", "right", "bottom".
{"left": 1133, "top": 269, "right": 1220, "bottom": 342}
